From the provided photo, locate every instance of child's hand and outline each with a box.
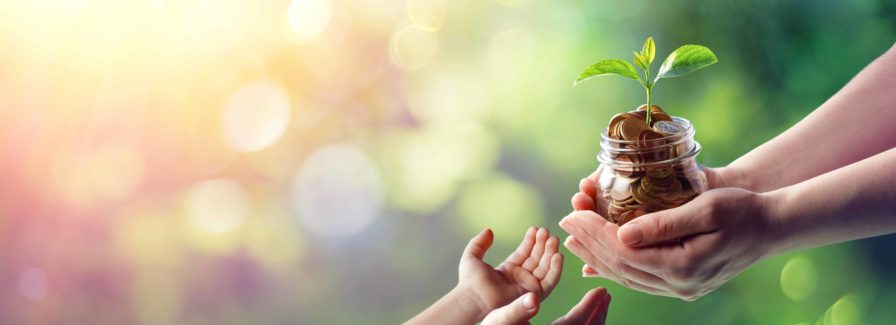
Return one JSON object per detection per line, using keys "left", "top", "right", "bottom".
{"left": 457, "top": 227, "right": 563, "bottom": 316}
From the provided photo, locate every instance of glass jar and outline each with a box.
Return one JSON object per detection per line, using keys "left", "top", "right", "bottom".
{"left": 594, "top": 116, "right": 708, "bottom": 225}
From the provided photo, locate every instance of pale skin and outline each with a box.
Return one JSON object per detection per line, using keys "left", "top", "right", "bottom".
{"left": 561, "top": 42, "right": 896, "bottom": 300}
{"left": 406, "top": 227, "right": 612, "bottom": 325}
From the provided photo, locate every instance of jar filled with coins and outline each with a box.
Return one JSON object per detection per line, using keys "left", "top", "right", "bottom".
{"left": 594, "top": 105, "right": 708, "bottom": 225}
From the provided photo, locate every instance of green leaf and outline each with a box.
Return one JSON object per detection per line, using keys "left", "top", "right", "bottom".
{"left": 655, "top": 44, "right": 718, "bottom": 81}
{"left": 641, "top": 36, "right": 655, "bottom": 65}
{"left": 633, "top": 51, "right": 648, "bottom": 71}
{"left": 574, "top": 59, "right": 641, "bottom": 85}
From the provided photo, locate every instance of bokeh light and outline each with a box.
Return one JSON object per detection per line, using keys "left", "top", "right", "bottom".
{"left": 780, "top": 256, "right": 818, "bottom": 302}
{"left": 0, "top": 0, "right": 894, "bottom": 323}
{"left": 380, "top": 122, "right": 499, "bottom": 213}
{"left": 823, "top": 295, "right": 861, "bottom": 325}
{"left": 50, "top": 144, "right": 145, "bottom": 207}
{"left": 389, "top": 24, "right": 439, "bottom": 71}
{"left": 185, "top": 179, "right": 250, "bottom": 234}
{"left": 489, "top": 25, "right": 538, "bottom": 84}
{"left": 407, "top": 0, "right": 446, "bottom": 32}
{"left": 292, "top": 144, "right": 383, "bottom": 237}
{"left": 220, "top": 80, "right": 292, "bottom": 153}
{"left": 286, "top": 0, "right": 333, "bottom": 44}
{"left": 456, "top": 174, "right": 543, "bottom": 245}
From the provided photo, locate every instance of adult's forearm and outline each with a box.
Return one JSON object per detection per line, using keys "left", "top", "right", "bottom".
{"left": 724, "top": 43, "right": 896, "bottom": 192}
{"left": 763, "top": 147, "right": 896, "bottom": 255}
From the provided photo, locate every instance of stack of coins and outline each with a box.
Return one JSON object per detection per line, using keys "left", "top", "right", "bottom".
{"left": 597, "top": 105, "right": 705, "bottom": 225}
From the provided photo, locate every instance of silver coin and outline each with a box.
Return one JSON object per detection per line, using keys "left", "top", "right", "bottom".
{"left": 652, "top": 120, "right": 687, "bottom": 136}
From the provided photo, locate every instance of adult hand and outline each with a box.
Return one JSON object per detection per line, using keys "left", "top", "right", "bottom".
{"left": 562, "top": 168, "right": 780, "bottom": 300}
{"left": 482, "top": 288, "right": 611, "bottom": 325}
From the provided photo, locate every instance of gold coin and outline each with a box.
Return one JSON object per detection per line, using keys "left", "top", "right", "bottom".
{"left": 629, "top": 110, "right": 647, "bottom": 121}
{"left": 608, "top": 113, "right": 637, "bottom": 139}
{"left": 637, "top": 130, "right": 666, "bottom": 149}
{"left": 631, "top": 183, "right": 657, "bottom": 205}
{"left": 646, "top": 166, "right": 674, "bottom": 178}
{"left": 618, "top": 208, "right": 647, "bottom": 225}
{"left": 618, "top": 118, "right": 650, "bottom": 141}
{"left": 650, "top": 112, "right": 673, "bottom": 124}
{"left": 636, "top": 104, "right": 664, "bottom": 113}
{"left": 613, "top": 154, "right": 645, "bottom": 177}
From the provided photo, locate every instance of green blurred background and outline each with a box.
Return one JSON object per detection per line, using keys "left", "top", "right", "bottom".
{"left": 0, "top": 0, "right": 894, "bottom": 324}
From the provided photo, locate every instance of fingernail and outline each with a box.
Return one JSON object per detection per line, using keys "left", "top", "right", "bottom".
{"left": 618, "top": 222, "right": 643, "bottom": 246}
{"left": 523, "top": 293, "right": 537, "bottom": 311}
{"left": 582, "top": 271, "right": 598, "bottom": 278}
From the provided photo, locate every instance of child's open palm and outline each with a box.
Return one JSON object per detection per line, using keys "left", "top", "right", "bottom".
{"left": 457, "top": 227, "right": 563, "bottom": 313}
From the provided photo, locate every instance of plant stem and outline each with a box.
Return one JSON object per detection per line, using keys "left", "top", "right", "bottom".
{"left": 644, "top": 69, "right": 653, "bottom": 125}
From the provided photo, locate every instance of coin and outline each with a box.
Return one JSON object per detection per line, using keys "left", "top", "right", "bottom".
{"left": 637, "top": 130, "right": 665, "bottom": 148}
{"left": 629, "top": 110, "right": 647, "bottom": 121}
{"left": 637, "top": 104, "right": 664, "bottom": 113}
{"left": 650, "top": 112, "right": 673, "bottom": 124}
{"left": 618, "top": 208, "right": 647, "bottom": 225}
{"left": 608, "top": 113, "right": 638, "bottom": 138}
{"left": 618, "top": 118, "right": 650, "bottom": 141}
{"left": 613, "top": 153, "right": 645, "bottom": 177}
{"left": 652, "top": 120, "right": 687, "bottom": 136}
{"left": 646, "top": 166, "right": 674, "bottom": 178}
{"left": 631, "top": 183, "right": 657, "bottom": 205}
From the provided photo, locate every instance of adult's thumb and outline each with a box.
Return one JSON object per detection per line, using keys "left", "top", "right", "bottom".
{"left": 617, "top": 206, "right": 713, "bottom": 247}
{"left": 481, "top": 292, "right": 539, "bottom": 325}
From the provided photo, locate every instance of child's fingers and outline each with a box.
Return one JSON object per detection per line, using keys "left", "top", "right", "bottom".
{"left": 533, "top": 236, "right": 559, "bottom": 279}
{"left": 523, "top": 227, "right": 549, "bottom": 270}
{"left": 462, "top": 228, "right": 494, "bottom": 261}
{"left": 481, "top": 292, "right": 539, "bottom": 325}
{"left": 505, "top": 226, "right": 536, "bottom": 265}
{"left": 540, "top": 253, "right": 563, "bottom": 298}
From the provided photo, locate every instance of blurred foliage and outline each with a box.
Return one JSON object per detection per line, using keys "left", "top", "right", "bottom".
{"left": 0, "top": 0, "right": 894, "bottom": 324}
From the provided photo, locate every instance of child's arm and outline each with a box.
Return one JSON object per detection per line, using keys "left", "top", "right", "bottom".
{"left": 406, "top": 227, "right": 562, "bottom": 325}
{"left": 481, "top": 288, "right": 611, "bottom": 325}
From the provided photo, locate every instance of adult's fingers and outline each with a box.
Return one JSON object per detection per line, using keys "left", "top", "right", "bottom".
{"left": 592, "top": 287, "right": 611, "bottom": 325}
{"left": 550, "top": 288, "right": 609, "bottom": 325}
{"left": 565, "top": 236, "right": 674, "bottom": 297}
{"left": 561, "top": 211, "right": 673, "bottom": 271}
{"left": 572, "top": 192, "right": 596, "bottom": 212}
{"left": 463, "top": 228, "right": 494, "bottom": 261}
{"left": 563, "top": 236, "right": 622, "bottom": 282}
{"left": 582, "top": 265, "right": 599, "bottom": 277}
{"left": 578, "top": 177, "right": 597, "bottom": 200}
{"left": 481, "top": 292, "right": 539, "bottom": 325}
{"left": 616, "top": 198, "right": 718, "bottom": 247}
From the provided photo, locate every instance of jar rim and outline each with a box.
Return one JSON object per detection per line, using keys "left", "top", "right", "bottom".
{"left": 600, "top": 116, "right": 693, "bottom": 143}
{"left": 600, "top": 116, "right": 695, "bottom": 154}
{"left": 597, "top": 142, "right": 702, "bottom": 167}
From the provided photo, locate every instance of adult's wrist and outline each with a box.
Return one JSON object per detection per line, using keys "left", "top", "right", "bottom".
{"left": 714, "top": 164, "right": 758, "bottom": 191}
{"left": 756, "top": 189, "right": 797, "bottom": 257}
